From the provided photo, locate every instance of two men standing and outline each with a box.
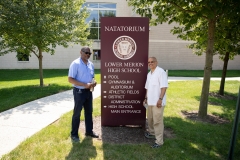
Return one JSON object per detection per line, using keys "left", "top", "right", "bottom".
{"left": 68, "top": 47, "right": 167, "bottom": 148}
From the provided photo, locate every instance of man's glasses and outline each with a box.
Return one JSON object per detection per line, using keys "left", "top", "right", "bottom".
{"left": 148, "top": 61, "right": 155, "bottom": 64}
{"left": 83, "top": 51, "right": 92, "bottom": 55}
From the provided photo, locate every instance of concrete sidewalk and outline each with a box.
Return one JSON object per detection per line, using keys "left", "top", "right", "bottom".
{"left": 0, "top": 77, "right": 239, "bottom": 158}
{"left": 0, "top": 85, "right": 101, "bottom": 158}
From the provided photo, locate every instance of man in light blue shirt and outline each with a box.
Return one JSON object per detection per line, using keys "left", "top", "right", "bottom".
{"left": 68, "top": 46, "right": 98, "bottom": 142}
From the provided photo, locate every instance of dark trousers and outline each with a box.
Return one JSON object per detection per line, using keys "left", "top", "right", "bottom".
{"left": 71, "top": 88, "right": 93, "bottom": 138}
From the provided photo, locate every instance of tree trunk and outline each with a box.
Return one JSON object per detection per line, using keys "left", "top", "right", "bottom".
{"left": 219, "top": 52, "right": 230, "bottom": 96}
{"left": 38, "top": 49, "right": 44, "bottom": 87}
{"left": 198, "top": 19, "right": 216, "bottom": 119}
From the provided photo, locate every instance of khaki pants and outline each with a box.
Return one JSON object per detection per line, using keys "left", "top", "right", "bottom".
{"left": 147, "top": 105, "right": 165, "bottom": 145}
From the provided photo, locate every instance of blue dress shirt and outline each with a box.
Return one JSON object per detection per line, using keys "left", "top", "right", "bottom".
{"left": 68, "top": 58, "right": 94, "bottom": 89}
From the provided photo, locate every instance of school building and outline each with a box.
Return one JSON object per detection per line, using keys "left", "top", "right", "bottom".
{"left": 0, "top": 0, "right": 239, "bottom": 70}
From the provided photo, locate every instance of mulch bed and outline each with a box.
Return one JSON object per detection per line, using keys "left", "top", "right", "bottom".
{"left": 79, "top": 116, "right": 175, "bottom": 144}
{"left": 181, "top": 110, "right": 230, "bottom": 124}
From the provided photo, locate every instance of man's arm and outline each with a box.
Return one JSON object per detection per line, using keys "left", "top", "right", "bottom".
{"left": 159, "top": 87, "right": 167, "bottom": 100}
{"left": 68, "top": 77, "right": 92, "bottom": 89}
{"left": 143, "top": 89, "right": 148, "bottom": 104}
{"left": 157, "top": 87, "right": 167, "bottom": 108}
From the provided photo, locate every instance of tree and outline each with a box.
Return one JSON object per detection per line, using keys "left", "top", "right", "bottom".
{"left": 128, "top": 0, "right": 240, "bottom": 119}
{"left": 215, "top": 17, "right": 240, "bottom": 95}
{"left": 172, "top": 8, "right": 240, "bottom": 96}
{"left": 0, "top": 0, "right": 90, "bottom": 86}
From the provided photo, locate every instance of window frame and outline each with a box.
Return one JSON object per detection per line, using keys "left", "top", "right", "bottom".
{"left": 84, "top": 2, "right": 116, "bottom": 40}
{"left": 17, "top": 51, "right": 30, "bottom": 62}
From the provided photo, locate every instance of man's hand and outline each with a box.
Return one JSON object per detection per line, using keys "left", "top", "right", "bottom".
{"left": 143, "top": 99, "right": 147, "bottom": 105}
{"left": 93, "top": 81, "right": 97, "bottom": 87}
{"left": 157, "top": 99, "right": 162, "bottom": 108}
{"left": 85, "top": 83, "right": 92, "bottom": 89}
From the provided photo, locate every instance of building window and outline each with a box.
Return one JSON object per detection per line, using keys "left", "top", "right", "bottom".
{"left": 17, "top": 52, "right": 29, "bottom": 61}
{"left": 83, "top": 3, "right": 116, "bottom": 40}
{"left": 93, "top": 50, "right": 101, "bottom": 60}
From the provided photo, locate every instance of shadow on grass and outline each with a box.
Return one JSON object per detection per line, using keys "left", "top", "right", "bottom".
{"left": 0, "top": 84, "right": 72, "bottom": 112}
{"left": 66, "top": 138, "right": 97, "bottom": 160}
{"left": 164, "top": 116, "right": 237, "bottom": 160}
{"left": 97, "top": 116, "right": 237, "bottom": 159}
{"left": 193, "top": 91, "right": 238, "bottom": 121}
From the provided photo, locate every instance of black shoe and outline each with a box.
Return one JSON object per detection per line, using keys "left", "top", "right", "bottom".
{"left": 151, "top": 143, "right": 162, "bottom": 148}
{"left": 85, "top": 132, "right": 99, "bottom": 138}
{"left": 71, "top": 136, "right": 80, "bottom": 143}
{"left": 145, "top": 132, "right": 155, "bottom": 139}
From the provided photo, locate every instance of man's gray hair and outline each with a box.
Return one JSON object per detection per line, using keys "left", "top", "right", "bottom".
{"left": 149, "top": 57, "right": 157, "bottom": 62}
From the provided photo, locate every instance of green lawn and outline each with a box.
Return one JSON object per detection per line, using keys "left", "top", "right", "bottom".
{"left": 0, "top": 69, "right": 239, "bottom": 112}
{"left": 1, "top": 79, "right": 239, "bottom": 159}
{"left": 167, "top": 70, "right": 240, "bottom": 77}
{"left": 0, "top": 69, "right": 100, "bottom": 112}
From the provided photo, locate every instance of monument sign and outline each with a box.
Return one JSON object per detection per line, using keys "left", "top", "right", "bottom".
{"left": 101, "top": 17, "right": 149, "bottom": 126}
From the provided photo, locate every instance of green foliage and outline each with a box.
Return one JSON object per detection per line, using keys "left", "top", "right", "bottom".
{"left": 128, "top": 0, "right": 240, "bottom": 118}
{"left": 88, "top": 18, "right": 98, "bottom": 39}
{"left": 172, "top": 10, "right": 240, "bottom": 60}
{"left": 0, "top": 0, "right": 90, "bottom": 56}
{"left": 214, "top": 14, "right": 240, "bottom": 60}
{"left": 128, "top": 0, "right": 240, "bottom": 59}
{"left": 0, "top": 0, "right": 91, "bottom": 86}
{"left": 16, "top": 51, "right": 30, "bottom": 61}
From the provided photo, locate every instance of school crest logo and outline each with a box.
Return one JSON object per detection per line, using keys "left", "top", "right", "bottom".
{"left": 112, "top": 36, "right": 137, "bottom": 60}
